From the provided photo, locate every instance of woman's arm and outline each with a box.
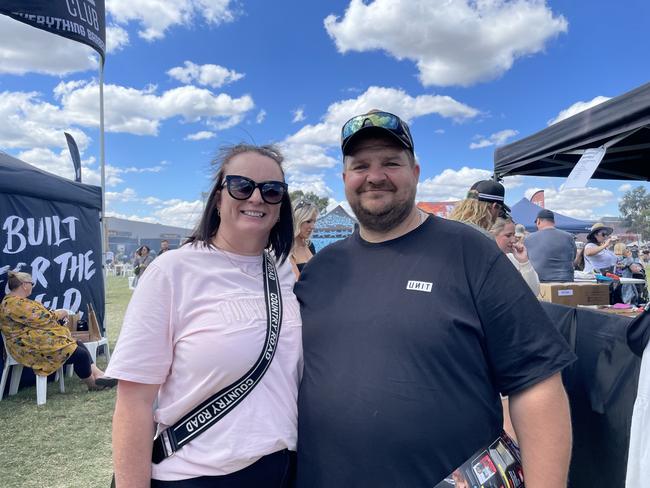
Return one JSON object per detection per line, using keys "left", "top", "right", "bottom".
{"left": 112, "top": 380, "right": 160, "bottom": 488}
{"left": 584, "top": 239, "right": 612, "bottom": 256}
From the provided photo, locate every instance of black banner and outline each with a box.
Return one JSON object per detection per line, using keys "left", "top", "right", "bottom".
{"left": 0, "top": 0, "right": 106, "bottom": 61}
{"left": 65, "top": 132, "right": 82, "bottom": 182}
{"left": 0, "top": 194, "right": 104, "bottom": 330}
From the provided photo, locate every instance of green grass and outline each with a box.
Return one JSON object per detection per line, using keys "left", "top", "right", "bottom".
{"left": 0, "top": 276, "right": 131, "bottom": 488}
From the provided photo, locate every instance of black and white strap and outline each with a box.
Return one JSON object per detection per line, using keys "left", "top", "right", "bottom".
{"left": 151, "top": 251, "right": 283, "bottom": 464}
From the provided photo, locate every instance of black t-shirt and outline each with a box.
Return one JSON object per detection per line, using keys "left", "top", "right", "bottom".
{"left": 294, "top": 216, "right": 576, "bottom": 488}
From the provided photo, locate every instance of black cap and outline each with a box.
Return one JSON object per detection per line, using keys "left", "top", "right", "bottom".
{"left": 473, "top": 180, "right": 510, "bottom": 212}
{"left": 536, "top": 209, "right": 555, "bottom": 221}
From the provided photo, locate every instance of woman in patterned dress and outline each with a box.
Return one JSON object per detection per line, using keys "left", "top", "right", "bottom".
{"left": 0, "top": 271, "right": 115, "bottom": 390}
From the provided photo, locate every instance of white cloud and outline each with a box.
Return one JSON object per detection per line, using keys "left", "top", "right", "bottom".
{"left": 280, "top": 85, "right": 479, "bottom": 186}
{"left": 106, "top": 24, "right": 130, "bottom": 53}
{"left": 524, "top": 186, "right": 614, "bottom": 220}
{"left": 417, "top": 167, "right": 492, "bottom": 201}
{"left": 52, "top": 80, "right": 255, "bottom": 135}
{"left": 547, "top": 96, "right": 611, "bottom": 125}
{"left": 107, "top": 0, "right": 236, "bottom": 40}
{"left": 287, "top": 173, "right": 333, "bottom": 198}
{"left": 618, "top": 183, "right": 633, "bottom": 192}
{"left": 325, "top": 0, "right": 568, "bottom": 87}
{"left": 152, "top": 199, "right": 203, "bottom": 228}
{"left": 256, "top": 109, "right": 267, "bottom": 124}
{"left": 434, "top": 129, "right": 445, "bottom": 134}
{"left": 185, "top": 131, "right": 216, "bottom": 141}
{"left": 0, "top": 17, "right": 97, "bottom": 76}
{"left": 470, "top": 129, "right": 519, "bottom": 149}
{"left": 417, "top": 167, "right": 523, "bottom": 202}
{"left": 292, "top": 107, "right": 306, "bottom": 123}
{"left": 167, "top": 61, "right": 244, "bottom": 88}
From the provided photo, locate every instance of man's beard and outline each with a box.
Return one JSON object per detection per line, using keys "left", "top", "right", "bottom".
{"left": 350, "top": 185, "right": 417, "bottom": 233}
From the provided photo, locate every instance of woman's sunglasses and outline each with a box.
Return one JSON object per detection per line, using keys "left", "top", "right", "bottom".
{"left": 222, "top": 175, "right": 288, "bottom": 205}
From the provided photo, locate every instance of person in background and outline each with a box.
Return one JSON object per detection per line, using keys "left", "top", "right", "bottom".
{"left": 290, "top": 200, "right": 319, "bottom": 278}
{"left": 158, "top": 240, "right": 170, "bottom": 257}
{"left": 490, "top": 217, "right": 540, "bottom": 296}
{"left": 108, "top": 144, "right": 301, "bottom": 488}
{"left": 0, "top": 271, "right": 115, "bottom": 391}
{"left": 132, "top": 245, "right": 153, "bottom": 287}
{"left": 616, "top": 244, "right": 643, "bottom": 304}
{"left": 574, "top": 241, "right": 585, "bottom": 271}
{"left": 449, "top": 180, "right": 510, "bottom": 238}
{"left": 525, "top": 209, "right": 576, "bottom": 282}
{"left": 514, "top": 223, "right": 527, "bottom": 244}
{"left": 584, "top": 223, "right": 618, "bottom": 274}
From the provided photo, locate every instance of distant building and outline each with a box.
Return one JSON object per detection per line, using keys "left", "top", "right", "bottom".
{"left": 311, "top": 205, "right": 357, "bottom": 252}
{"left": 417, "top": 201, "right": 458, "bottom": 219}
{"left": 106, "top": 217, "right": 193, "bottom": 261}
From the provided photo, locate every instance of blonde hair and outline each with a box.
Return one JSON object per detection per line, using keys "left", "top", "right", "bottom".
{"left": 449, "top": 193, "right": 496, "bottom": 231}
{"left": 614, "top": 242, "right": 627, "bottom": 256}
{"left": 292, "top": 200, "right": 319, "bottom": 242}
{"left": 489, "top": 217, "right": 514, "bottom": 238}
{"left": 7, "top": 271, "right": 32, "bottom": 291}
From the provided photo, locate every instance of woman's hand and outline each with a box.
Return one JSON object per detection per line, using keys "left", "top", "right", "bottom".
{"left": 512, "top": 242, "right": 529, "bottom": 264}
{"left": 54, "top": 309, "right": 69, "bottom": 320}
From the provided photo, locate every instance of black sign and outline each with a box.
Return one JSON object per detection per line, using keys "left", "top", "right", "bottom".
{"left": 0, "top": 0, "right": 106, "bottom": 61}
{"left": 0, "top": 195, "right": 105, "bottom": 329}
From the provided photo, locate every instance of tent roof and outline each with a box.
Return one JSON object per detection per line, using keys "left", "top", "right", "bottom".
{"left": 510, "top": 198, "right": 593, "bottom": 233}
{"left": 494, "top": 82, "right": 650, "bottom": 181}
{"left": 0, "top": 151, "right": 102, "bottom": 209}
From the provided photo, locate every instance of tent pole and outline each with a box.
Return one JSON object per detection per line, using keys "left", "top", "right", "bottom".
{"left": 99, "top": 58, "right": 107, "bottom": 337}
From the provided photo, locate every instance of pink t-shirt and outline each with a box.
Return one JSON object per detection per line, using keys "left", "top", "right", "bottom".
{"left": 106, "top": 244, "right": 302, "bottom": 480}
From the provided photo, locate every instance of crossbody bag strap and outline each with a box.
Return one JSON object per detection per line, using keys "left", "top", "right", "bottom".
{"left": 152, "top": 251, "right": 283, "bottom": 464}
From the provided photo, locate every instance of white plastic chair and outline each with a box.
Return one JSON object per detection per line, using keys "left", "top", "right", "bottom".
{"left": 0, "top": 333, "right": 65, "bottom": 406}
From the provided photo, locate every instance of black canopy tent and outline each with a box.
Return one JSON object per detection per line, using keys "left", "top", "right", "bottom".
{"left": 494, "top": 82, "right": 650, "bottom": 181}
{"left": 0, "top": 151, "right": 105, "bottom": 328}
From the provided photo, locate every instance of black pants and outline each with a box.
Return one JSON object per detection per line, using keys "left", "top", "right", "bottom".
{"left": 150, "top": 450, "right": 296, "bottom": 488}
{"left": 63, "top": 340, "right": 93, "bottom": 379}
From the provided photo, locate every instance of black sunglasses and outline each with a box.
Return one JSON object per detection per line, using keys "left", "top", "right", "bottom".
{"left": 222, "top": 175, "right": 288, "bottom": 205}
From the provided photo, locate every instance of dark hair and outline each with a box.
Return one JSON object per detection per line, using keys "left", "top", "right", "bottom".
{"left": 137, "top": 245, "right": 151, "bottom": 255}
{"left": 186, "top": 143, "right": 294, "bottom": 263}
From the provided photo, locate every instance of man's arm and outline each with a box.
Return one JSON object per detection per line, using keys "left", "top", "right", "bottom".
{"left": 508, "top": 373, "right": 571, "bottom": 488}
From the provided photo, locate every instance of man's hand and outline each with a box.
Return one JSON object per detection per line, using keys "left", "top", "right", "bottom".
{"left": 511, "top": 242, "right": 529, "bottom": 264}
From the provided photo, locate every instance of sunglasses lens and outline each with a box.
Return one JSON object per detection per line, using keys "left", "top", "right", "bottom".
{"left": 342, "top": 112, "right": 400, "bottom": 140}
{"left": 261, "top": 182, "right": 285, "bottom": 204}
{"left": 227, "top": 176, "right": 255, "bottom": 200}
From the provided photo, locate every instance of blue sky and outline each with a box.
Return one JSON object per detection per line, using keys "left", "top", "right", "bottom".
{"left": 1, "top": 0, "right": 649, "bottom": 228}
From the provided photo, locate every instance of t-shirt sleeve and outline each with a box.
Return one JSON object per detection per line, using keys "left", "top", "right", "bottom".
{"left": 105, "top": 262, "right": 175, "bottom": 384}
{"left": 474, "top": 253, "right": 577, "bottom": 395}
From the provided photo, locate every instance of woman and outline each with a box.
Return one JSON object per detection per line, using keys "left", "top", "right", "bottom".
{"left": 490, "top": 217, "right": 540, "bottom": 296}
{"left": 584, "top": 222, "right": 618, "bottom": 274}
{"left": 0, "top": 271, "right": 115, "bottom": 390}
{"left": 616, "top": 245, "right": 644, "bottom": 304}
{"left": 132, "top": 245, "right": 154, "bottom": 287}
{"left": 290, "top": 200, "right": 318, "bottom": 278}
{"left": 107, "top": 144, "right": 301, "bottom": 487}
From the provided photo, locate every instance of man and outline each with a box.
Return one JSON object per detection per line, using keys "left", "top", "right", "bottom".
{"left": 295, "top": 110, "right": 575, "bottom": 487}
{"left": 449, "top": 179, "right": 510, "bottom": 237}
{"left": 157, "top": 239, "right": 170, "bottom": 257}
{"left": 525, "top": 209, "right": 576, "bottom": 282}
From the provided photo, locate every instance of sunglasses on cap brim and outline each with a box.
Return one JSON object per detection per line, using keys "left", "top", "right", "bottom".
{"left": 222, "top": 175, "right": 288, "bottom": 205}
{"left": 341, "top": 111, "right": 414, "bottom": 152}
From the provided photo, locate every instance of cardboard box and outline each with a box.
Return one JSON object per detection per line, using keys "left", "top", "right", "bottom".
{"left": 539, "top": 282, "right": 610, "bottom": 307}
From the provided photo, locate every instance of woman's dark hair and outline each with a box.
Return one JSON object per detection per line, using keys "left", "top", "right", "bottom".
{"left": 186, "top": 143, "right": 294, "bottom": 263}
{"left": 138, "top": 245, "right": 150, "bottom": 255}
